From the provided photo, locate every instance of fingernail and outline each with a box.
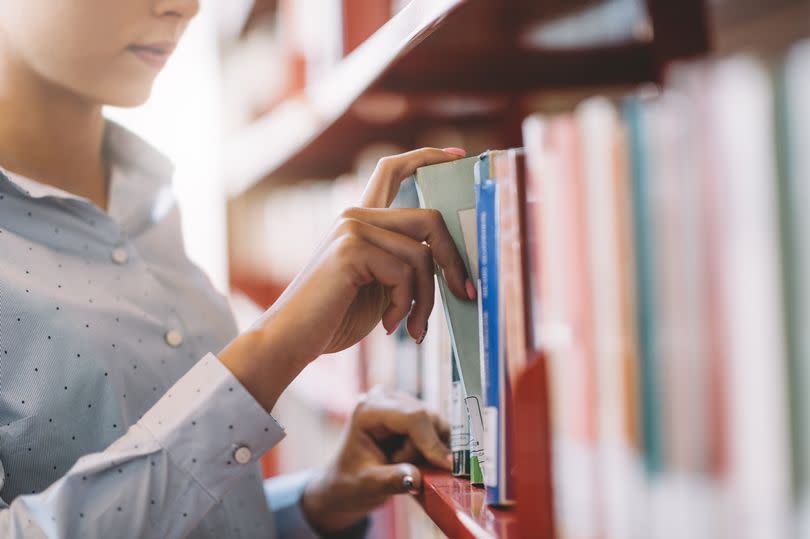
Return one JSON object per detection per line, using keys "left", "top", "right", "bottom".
{"left": 443, "top": 147, "right": 467, "bottom": 157}
{"left": 465, "top": 279, "right": 477, "bottom": 300}
{"left": 446, "top": 454, "right": 453, "bottom": 464}
{"left": 387, "top": 325, "right": 396, "bottom": 336}
{"left": 416, "top": 321, "right": 428, "bottom": 345}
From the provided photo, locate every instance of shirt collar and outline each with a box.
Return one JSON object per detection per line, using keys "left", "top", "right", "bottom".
{"left": 0, "top": 121, "right": 177, "bottom": 231}
{"left": 0, "top": 120, "right": 175, "bottom": 204}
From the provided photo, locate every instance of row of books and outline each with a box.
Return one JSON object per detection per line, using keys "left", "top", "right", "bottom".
{"left": 412, "top": 38, "right": 810, "bottom": 539}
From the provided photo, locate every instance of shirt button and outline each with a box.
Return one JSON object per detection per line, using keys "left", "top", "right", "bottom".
{"left": 164, "top": 329, "right": 183, "bottom": 348}
{"left": 111, "top": 247, "right": 129, "bottom": 264}
{"left": 233, "top": 446, "right": 252, "bottom": 465}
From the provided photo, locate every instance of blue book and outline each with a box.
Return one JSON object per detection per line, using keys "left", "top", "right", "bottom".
{"left": 476, "top": 151, "right": 510, "bottom": 502}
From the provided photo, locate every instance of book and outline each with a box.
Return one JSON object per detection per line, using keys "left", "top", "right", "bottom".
{"left": 535, "top": 114, "right": 600, "bottom": 539}
{"left": 493, "top": 148, "right": 528, "bottom": 507}
{"left": 475, "top": 150, "right": 501, "bottom": 491}
{"left": 622, "top": 95, "right": 664, "bottom": 481}
{"left": 413, "top": 156, "right": 486, "bottom": 485}
{"left": 644, "top": 88, "right": 716, "bottom": 539}
{"left": 495, "top": 149, "right": 531, "bottom": 390}
{"left": 450, "top": 355, "right": 471, "bottom": 477}
{"left": 778, "top": 40, "right": 810, "bottom": 536}
{"left": 577, "top": 96, "right": 646, "bottom": 539}
{"left": 705, "top": 56, "right": 790, "bottom": 539}
{"left": 475, "top": 149, "right": 522, "bottom": 505}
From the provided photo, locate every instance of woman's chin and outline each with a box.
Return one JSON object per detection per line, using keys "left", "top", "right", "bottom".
{"left": 82, "top": 75, "right": 156, "bottom": 108}
{"left": 101, "top": 84, "right": 154, "bottom": 108}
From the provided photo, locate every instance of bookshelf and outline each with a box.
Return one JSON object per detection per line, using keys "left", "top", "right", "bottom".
{"left": 223, "top": 0, "right": 808, "bottom": 538}
{"left": 416, "top": 469, "right": 519, "bottom": 539}
{"left": 224, "top": 0, "right": 707, "bottom": 197}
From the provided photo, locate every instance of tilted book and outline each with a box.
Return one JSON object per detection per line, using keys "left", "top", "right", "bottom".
{"left": 413, "top": 156, "right": 486, "bottom": 483}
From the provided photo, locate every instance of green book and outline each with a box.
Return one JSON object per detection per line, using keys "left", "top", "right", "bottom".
{"left": 413, "top": 156, "right": 486, "bottom": 483}
{"left": 776, "top": 41, "right": 810, "bottom": 517}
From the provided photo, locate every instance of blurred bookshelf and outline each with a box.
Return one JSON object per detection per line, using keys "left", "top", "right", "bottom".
{"left": 223, "top": 0, "right": 707, "bottom": 197}
{"left": 222, "top": 0, "right": 810, "bottom": 538}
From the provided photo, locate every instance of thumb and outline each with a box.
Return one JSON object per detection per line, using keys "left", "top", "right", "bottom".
{"left": 366, "top": 463, "right": 422, "bottom": 498}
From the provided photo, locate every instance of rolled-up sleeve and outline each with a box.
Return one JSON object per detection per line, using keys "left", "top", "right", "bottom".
{"left": 0, "top": 353, "right": 286, "bottom": 539}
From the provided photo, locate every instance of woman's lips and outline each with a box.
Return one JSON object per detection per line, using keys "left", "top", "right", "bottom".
{"left": 127, "top": 43, "right": 175, "bottom": 69}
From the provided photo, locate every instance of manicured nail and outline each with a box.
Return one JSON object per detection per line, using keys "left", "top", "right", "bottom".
{"left": 416, "top": 321, "right": 428, "bottom": 344}
{"left": 465, "top": 279, "right": 477, "bottom": 300}
{"left": 443, "top": 147, "right": 467, "bottom": 157}
{"left": 387, "top": 325, "right": 396, "bottom": 336}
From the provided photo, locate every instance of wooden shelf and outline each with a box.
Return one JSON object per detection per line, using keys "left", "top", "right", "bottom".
{"left": 225, "top": 0, "right": 465, "bottom": 197}
{"left": 415, "top": 469, "right": 519, "bottom": 539}
{"left": 225, "top": 0, "right": 710, "bottom": 196}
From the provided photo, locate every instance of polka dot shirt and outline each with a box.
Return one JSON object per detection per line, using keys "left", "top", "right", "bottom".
{"left": 0, "top": 123, "right": 321, "bottom": 538}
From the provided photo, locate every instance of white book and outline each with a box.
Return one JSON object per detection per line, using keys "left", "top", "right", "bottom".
{"left": 577, "top": 96, "right": 640, "bottom": 539}
{"left": 646, "top": 88, "right": 715, "bottom": 539}
{"left": 706, "top": 56, "right": 791, "bottom": 539}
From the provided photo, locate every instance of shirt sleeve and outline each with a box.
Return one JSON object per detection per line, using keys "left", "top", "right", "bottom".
{"left": 264, "top": 471, "right": 370, "bottom": 539}
{"left": 0, "top": 353, "right": 286, "bottom": 539}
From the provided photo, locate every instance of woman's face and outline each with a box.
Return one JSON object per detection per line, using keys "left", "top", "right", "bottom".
{"left": 0, "top": 0, "right": 199, "bottom": 107}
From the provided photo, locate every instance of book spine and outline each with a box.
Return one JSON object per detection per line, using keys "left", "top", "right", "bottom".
{"left": 477, "top": 155, "right": 505, "bottom": 501}
{"left": 707, "top": 57, "right": 790, "bottom": 539}
{"left": 467, "top": 396, "right": 486, "bottom": 486}
{"left": 623, "top": 97, "right": 664, "bottom": 479}
{"left": 451, "top": 356, "right": 471, "bottom": 477}
{"left": 780, "top": 41, "right": 810, "bottom": 537}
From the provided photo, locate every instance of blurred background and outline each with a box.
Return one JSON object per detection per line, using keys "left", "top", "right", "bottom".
{"left": 104, "top": 1, "right": 809, "bottom": 537}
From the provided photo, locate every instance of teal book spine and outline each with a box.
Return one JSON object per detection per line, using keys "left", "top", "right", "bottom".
{"left": 623, "top": 97, "right": 663, "bottom": 476}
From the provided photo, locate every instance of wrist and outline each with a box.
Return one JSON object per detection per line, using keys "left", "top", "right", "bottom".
{"left": 301, "top": 469, "right": 367, "bottom": 535}
{"left": 218, "top": 328, "right": 307, "bottom": 413}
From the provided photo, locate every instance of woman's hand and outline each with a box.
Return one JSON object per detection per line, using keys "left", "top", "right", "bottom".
{"left": 219, "top": 148, "right": 472, "bottom": 413}
{"left": 300, "top": 387, "right": 451, "bottom": 534}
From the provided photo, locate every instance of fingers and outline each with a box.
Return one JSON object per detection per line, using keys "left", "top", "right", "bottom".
{"left": 355, "top": 389, "right": 452, "bottom": 471}
{"left": 361, "top": 147, "right": 467, "bottom": 208}
{"left": 334, "top": 218, "right": 433, "bottom": 339}
{"left": 433, "top": 414, "right": 451, "bottom": 444}
{"left": 367, "top": 463, "right": 422, "bottom": 497}
{"left": 391, "top": 413, "right": 450, "bottom": 463}
{"left": 333, "top": 234, "right": 415, "bottom": 334}
{"left": 340, "top": 207, "right": 471, "bottom": 303}
{"left": 336, "top": 217, "right": 434, "bottom": 340}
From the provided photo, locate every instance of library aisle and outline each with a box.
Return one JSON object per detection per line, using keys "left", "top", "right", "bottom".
{"left": 127, "top": 0, "right": 810, "bottom": 538}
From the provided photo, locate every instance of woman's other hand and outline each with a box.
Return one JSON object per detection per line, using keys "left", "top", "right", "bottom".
{"left": 300, "top": 387, "right": 451, "bottom": 534}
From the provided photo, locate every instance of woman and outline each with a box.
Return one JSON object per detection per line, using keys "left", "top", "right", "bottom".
{"left": 0, "top": 1, "right": 475, "bottom": 537}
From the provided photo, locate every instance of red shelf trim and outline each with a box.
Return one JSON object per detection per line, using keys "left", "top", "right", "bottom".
{"left": 415, "top": 468, "right": 519, "bottom": 539}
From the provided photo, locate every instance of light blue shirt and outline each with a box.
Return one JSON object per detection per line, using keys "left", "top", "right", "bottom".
{"left": 0, "top": 122, "right": 322, "bottom": 538}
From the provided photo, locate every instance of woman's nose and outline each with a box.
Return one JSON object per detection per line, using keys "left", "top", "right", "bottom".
{"left": 152, "top": 0, "right": 200, "bottom": 20}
